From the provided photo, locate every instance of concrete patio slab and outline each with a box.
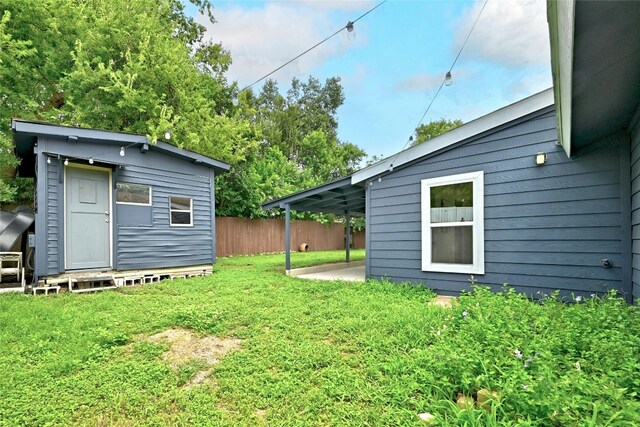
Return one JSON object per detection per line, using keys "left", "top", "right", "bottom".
{"left": 287, "top": 263, "right": 457, "bottom": 306}
{"left": 288, "top": 261, "right": 365, "bottom": 282}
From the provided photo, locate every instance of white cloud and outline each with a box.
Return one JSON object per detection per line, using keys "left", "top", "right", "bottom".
{"left": 199, "top": 2, "right": 370, "bottom": 88}
{"left": 393, "top": 72, "right": 443, "bottom": 93}
{"left": 454, "top": 0, "right": 550, "bottom": 67}
{"left": 393, "top": 68, "right": 473, "bottom": 93}
{"left": 504, "top": 69, "right": 552, "bottom": 97}
{"left": 295, "top": 0, "right": 374, "bottom": 11}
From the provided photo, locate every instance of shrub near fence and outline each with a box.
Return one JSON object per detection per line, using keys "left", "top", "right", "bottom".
{"left": 216, "top": 217, "right": 365, "bottom": 257}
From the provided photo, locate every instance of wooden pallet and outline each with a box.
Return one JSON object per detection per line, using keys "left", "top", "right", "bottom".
{"left": 35, "top": 265, "right": 213, "bottom": 294}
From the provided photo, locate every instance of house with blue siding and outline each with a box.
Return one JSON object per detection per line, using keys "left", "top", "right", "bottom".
{"left": 12, "top": 120, "right": 229, "bottom": 288}
{"left": 264, "top": 1, "right": 640, "bottom": 303}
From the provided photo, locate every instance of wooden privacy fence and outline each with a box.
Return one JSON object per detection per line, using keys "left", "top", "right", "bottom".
{"left": 216, "top": 217, "right": 365, "bottom": 257}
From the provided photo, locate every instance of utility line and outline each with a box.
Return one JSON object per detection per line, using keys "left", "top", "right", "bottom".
{"left": 385, "top": 0, "right": 489, "bottom": 172}
{"left": 236, "top": 0, "right": 388, "bottom": 95}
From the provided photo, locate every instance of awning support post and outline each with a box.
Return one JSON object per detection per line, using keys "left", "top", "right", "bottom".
{"left": 345, "top": 209, "right": 351, "bottom": 263}
{"left": 285, "top": 203, "right": 291, "bottom": 272}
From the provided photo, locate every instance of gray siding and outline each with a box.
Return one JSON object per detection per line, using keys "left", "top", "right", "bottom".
{"left": 368, "top": 107, "right": 626, "bottom": 298}
{"left": 37, "top": 137, "right": 215, "bottom": 274}
{"left": 115, "top": 164, "right": 214, "bottom": 270}
{"left": 631, "top": 107, "right": 640, "bottom": 303}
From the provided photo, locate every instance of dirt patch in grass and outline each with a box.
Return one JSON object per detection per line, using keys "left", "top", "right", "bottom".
{"left": 148, "top": 328, "right": 242, "bottom": 389}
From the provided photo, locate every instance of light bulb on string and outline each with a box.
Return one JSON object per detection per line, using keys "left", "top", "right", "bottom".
{"left": 120, "top": 147, "right": 125, "bottom": 157}
{"left": 346, "top": 21, "right": 355, "bottom": 40}
{"left": 444, "top": 71, "right": 453, "bottom": 86}
{"left": 89, "top": 157, "right": 94, "bottom": 165}
{"left": 232, "top": 93, "right": 239, "bottom": 107}
{"left": 64, "top": 159, "right": 69, "bottom": 166}
{"left": 164, "top": 130, "right": 171, "bottom": 140}
{"left": 46, "top": 157, "right": 51, "bottom": 164}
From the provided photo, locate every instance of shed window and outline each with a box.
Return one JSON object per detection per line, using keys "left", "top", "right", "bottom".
{"left": 116, "top": 183, "right": 151, "bottom": 205}
{"left": 170, "top": 197, "right": 193, "bottom": 226}
{"left": 421, "top": 171, "right": 484, "bottom": 274}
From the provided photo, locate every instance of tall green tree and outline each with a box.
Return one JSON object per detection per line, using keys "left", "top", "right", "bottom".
{"left": 216, "top": 76, "right": 366, "bottom": 218}
{"left": 0, "top": 0, "right": 368, "bottom": 220}
{"left": 411, "top": 118, "right": 464, "bottom": 147}
{"left": 257, "top": 76, "right": 365, "bottom": 182}
{"left": 0, "top": 0, "right": 249, "bottom": 204}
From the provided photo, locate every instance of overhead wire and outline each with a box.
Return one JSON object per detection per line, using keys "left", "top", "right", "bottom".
{"left": 236, "top": 0, "right": 388, "bottom": 95}
{"left": 383, "top": 0, "right": 489, "bottom": 173}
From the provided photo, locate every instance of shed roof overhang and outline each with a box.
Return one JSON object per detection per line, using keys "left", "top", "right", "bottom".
{"left": 11, "top": 119, "right": 230, "bottom": 176}
{"left": 262, "top": 177, "right": 365, "bottom": 216}
{"left": 548, "top": 0, "right": 640, "bottom": 155}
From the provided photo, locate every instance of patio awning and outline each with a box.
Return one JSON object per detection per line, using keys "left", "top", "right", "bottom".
{"left": 262, "top": 177, "right": 365, "bottom": 216}
{"left": 262, "top": 176, "right": 365, "bottom": 272}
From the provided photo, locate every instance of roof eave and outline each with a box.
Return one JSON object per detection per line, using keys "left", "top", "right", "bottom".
{"left": 11, "top": 119, "right": 230, "bottom": 173}
{"left": 547, "top": 0, "right": 575, "bottom": 157}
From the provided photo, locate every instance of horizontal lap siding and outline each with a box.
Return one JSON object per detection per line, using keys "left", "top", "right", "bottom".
{"left": 368, "top": 108, "right": 624, "bottom": 297}
{"left": 631, "top": 109, "right": 640, "bottom": 303}
{"left": 115, "top": 165, "right": 214, "bottom": 270}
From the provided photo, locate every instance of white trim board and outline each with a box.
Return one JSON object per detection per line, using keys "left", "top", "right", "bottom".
{"left": 351, "top": 88, "right": 554, "bottom": 185}
{"left": 547, "top": 0, "right": 575, "bottom": 157}
{"left": 421, "top": 171, "right": 485, "bottom": 275}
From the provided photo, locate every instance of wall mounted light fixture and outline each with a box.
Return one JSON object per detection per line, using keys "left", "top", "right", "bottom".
{"left": 535, "top": 152, "right": 547, "bottom": 165}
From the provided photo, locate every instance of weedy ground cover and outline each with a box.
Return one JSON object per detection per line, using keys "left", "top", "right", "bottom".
{"left": 0, "top": 250, "right": 638, "bottom": 426}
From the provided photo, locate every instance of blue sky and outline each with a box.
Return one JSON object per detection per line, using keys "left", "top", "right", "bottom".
{"left": 199, "top": 0, "right": 551, "bottom": 160}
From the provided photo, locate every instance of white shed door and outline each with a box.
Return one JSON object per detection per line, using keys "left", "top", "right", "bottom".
{"left": 65, "top": 167, "right": 111, "bottom": 270}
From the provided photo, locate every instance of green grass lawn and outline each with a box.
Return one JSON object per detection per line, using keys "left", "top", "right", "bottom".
{"left": 0, "top": 250, "right": 638, "bottom": 426}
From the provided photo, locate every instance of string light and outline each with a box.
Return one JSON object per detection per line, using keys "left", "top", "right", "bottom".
{"left": 47, "top": 157, "right": 51, "bottom": 164}
{"left": 234, "top": 1, "right": 387, "bottom": 97}
{"left": 346, "top": 21, "right": 355, "bottom": 39}
{"left": 117, "top": 138, "right": 147, "bottom": 157}
{"left": 383, "top": 0, "right": 488, "bottom": 174}
{"left": 164, "top": 130, "right": 171, "bottom": 140}
{"left": 232, "top": 93, "right": 239, "bottom": 107}
{"left": 89, "top": 157, "right": 94, "bottom": 164}
{"left": 64, "top": 159, "right": 69, "bottom": 166}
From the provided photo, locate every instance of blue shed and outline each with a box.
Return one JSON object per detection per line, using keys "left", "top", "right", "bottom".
{"left": 12, "top": 120, "right": 229, "bottom": 289}
{"left": 264, "top": 1, "right": 640, "bottom": 303}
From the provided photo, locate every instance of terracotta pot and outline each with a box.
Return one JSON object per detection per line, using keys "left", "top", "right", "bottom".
{"left": 299, "top": 243, "right": 309, "bottom": 252}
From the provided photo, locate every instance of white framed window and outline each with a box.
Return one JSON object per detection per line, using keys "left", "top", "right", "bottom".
{"left": 170, "top": 196, "right": 193, "bottom": 226}
{"left": 421, "top": 171, "right": 484, "bottom": 274}
{"left": 116, "top": 183, "right": 152, "bottom": 206}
